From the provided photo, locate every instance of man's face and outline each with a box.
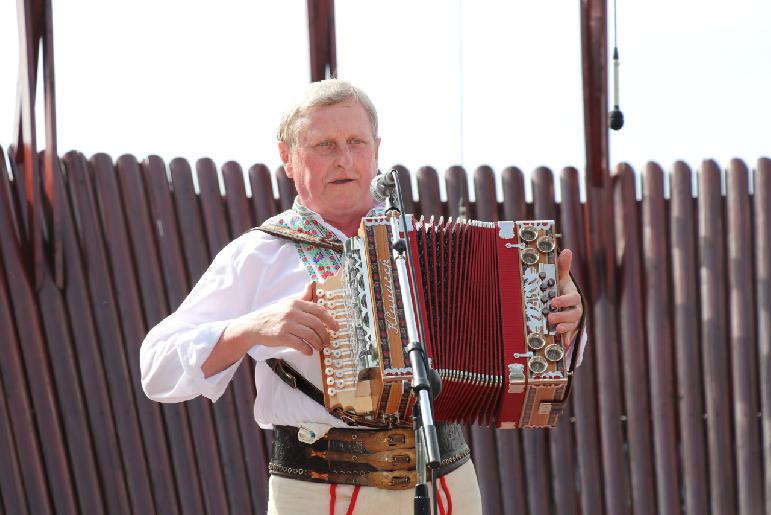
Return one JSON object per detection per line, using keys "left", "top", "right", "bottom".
{"left": 279, "top": 100, "right": 380, "bottom": 224}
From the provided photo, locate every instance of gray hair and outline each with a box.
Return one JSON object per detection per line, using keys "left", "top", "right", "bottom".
{"left": 277, "top": 79, "right": 378, "bottom": 147}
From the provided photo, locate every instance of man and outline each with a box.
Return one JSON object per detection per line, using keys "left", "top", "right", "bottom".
{"left": 141, "top": 79, "right": 586, "bottom": 514}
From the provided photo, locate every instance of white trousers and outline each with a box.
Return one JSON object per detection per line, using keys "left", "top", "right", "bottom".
{"left": 267, "top": 460, "right": 483, "bottom": 515}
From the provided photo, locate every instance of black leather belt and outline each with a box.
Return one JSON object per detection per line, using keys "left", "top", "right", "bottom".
{"left": 269, "top": 423, "right": 470, "bottom": 490}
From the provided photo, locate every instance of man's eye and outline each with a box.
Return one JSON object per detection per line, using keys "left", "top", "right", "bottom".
{"left": 317, "top": 141, "right": 333, "bottom": 147}
{"left": 349, "top": 138, "right": 365, "bottom": 145}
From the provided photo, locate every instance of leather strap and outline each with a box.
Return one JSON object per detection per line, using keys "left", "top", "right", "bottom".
{"left": 252, "top": 224, "right": 344, "bottom": 252}
{"left": 266, "top": 358, "right": 325, "bottom": 406}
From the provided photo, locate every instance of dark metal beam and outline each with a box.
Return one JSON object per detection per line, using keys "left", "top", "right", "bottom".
{"left": 307, "top": 0, "right": 337, "bottom": 81}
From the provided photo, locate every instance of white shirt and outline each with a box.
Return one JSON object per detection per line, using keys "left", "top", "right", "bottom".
{"left": 140, "top": 209, "right": 587, "bottom": 429}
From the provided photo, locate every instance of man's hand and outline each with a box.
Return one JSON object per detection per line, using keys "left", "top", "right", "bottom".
{"left": 548, "top": 249, "right": 584, "bottom": 345}
{"left": 202, "top": 283, "right": 339, "bottom": 378}
{"left": 229, "top": 282, "right": 340, "bottom": 355}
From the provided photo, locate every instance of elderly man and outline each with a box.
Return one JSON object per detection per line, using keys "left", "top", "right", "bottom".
{"left": 141, "top": 79, "right": 585, "bottom": 515}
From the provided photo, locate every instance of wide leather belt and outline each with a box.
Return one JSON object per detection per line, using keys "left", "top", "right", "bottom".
{"left": 269, "top": 423, "right": 471, "bottom": 490}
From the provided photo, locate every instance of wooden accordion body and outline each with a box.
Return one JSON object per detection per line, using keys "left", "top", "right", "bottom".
{"left": 313, "top": 214, "right": 570, "bottom": 429}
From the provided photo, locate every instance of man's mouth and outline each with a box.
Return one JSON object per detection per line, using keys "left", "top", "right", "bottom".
{"left": 330, "top": 178, "right": 355, "bottom": 185}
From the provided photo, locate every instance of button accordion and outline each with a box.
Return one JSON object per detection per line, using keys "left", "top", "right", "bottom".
{"left": 313, "top": 214, "right": 573, "bottom": 429}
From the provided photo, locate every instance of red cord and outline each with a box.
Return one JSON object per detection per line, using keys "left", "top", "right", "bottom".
{"left": 345, "top": 485, "right": 361, "bottom": 515}
{"left": 440, "top": 476, "right": 453, "bottom": 515}
{"left": 329, "top": 484, "right": 337, "bottom": 515}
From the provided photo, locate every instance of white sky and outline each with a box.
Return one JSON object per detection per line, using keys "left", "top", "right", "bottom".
{"left": 1, "top": 1, "right": 770, "bottom": 198}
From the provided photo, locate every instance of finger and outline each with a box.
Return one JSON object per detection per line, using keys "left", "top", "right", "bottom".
{"left": 548, "top": 308, "right": 581, "bottom": 325}
{"left": 294, "top": 300, "right": 341, "bottom": 332}
{"left": 555, "top": 321, "right": 579, "bottom": 335}
{"left": 557, "top": 249, "right": 573, "bottom": 282}
{"left": 551, "top": 291, "right": 581, "bottom": 309}
{"left": 294, "top": 312, "right": 332, "bottom": 349}
{"left": 290, "top": 323, "right": 326, "bottom": 353}
{"left": 298, "top": 282, "right": 315, "bottom": 302}
{"left": 281, "top": 335, "right": 315, "bottom": 356}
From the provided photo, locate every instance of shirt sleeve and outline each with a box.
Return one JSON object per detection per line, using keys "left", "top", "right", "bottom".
{"left": 140, "top": 232, "right": 280, "bottom": 403}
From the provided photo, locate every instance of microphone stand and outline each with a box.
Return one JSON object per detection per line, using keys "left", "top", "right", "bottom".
{"left": 382, "top": 169, "right": 441, "bottom": 515}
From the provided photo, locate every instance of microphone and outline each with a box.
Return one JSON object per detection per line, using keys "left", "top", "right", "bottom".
{"left": 609, "top": 46, "right": 625, "bottom": 130}
{"left": 370, "top": 170, "right": 397, "bottom": 203}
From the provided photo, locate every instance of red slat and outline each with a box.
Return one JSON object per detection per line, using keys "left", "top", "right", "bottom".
{"left": 588, "top": 163, "right": 629, "bottom": 514}
{"left": 670, "top": 161, "right": 709, "bottom": 514}
{"left": 497, "top": 165, "right": 529, "bottom": 514}
{"left": 560, "top": 166, "right": 604, "bottom": 515}
{"left": 116, "top": 154, "right": 206, "bottom": 514}
{"left": 222, "top": 160, "right": 271, "bottom": 513}
{"left": 0, "top": 147, "right": 49, "bottom": 515}
{"left": 66, "top": 152, "right": 155, "bottom": 513}
{"left": 612, "top": 163, "right": 656, "bottom": 512}
{"left": 248, "top": 163, "right": 278, "bottom": 225}
{"left": 726, "top": 159, "right": 763, "bottom": 512}
{"left": 445, "top": 166, "right": 468, "bottom": 219}
{"left": 276, "top": 166, "right": 297, "bottom": 211}
{"left": 0, "top": 160, "right": 76, "bottom": 515}
{"left": 170, "top": 158, "right": 233, "bottom": 513}
{"left": 642, "top": 162, "right": 681, "bottom": 514}
{"left": 755, "top": 157, "right": 771, "bottom": 515}
{"left": 55, "top": 152, "right": 129, "bottom": 513}
{"left": 417, "top": 166, "right": 442, "bottom": 218}
{"left": 533, "top": 167, "right": 578, "bottom": 515}
{"left": 698, "top": 159, "right": 737, "bottom": 513}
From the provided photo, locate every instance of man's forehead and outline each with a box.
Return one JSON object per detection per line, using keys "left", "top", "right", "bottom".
{"left": 296, "top": 101, "right": 372, "bottom": 138}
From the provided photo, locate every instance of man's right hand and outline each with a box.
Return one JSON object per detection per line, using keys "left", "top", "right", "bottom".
{"left": 202, "top": 283, "right": 340, "bottom": 378}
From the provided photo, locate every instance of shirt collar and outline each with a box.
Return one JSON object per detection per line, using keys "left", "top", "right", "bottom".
{"left": 291, "top": 197, "right": 386, "bottom": 242}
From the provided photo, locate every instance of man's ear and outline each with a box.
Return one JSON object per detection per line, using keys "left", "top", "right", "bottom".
{"left": 374, "top": 137, "right": 381, "bottom": 161}
{"left": 278, "top": 141, "right": 293, "bottom": 178}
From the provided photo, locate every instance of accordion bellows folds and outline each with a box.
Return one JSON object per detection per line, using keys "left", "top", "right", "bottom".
{"left": 313, "top": 214, "right": 570, "bottom": 429}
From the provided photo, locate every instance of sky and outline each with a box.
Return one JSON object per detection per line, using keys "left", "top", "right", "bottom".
{"left": 1, "top": 0, "right": 770, "bottom": 199}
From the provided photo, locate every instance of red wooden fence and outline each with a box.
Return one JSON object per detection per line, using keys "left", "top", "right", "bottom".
{"left": 0, "top": 145, "right": 768, "bottom": 514}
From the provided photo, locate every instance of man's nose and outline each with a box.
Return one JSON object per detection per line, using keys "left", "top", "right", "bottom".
{"left": 335, "top": 144, "right": 354, "bottom": 168}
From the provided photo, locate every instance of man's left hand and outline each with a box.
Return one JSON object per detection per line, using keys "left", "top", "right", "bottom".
{"left": 548, "top": 249, "right": 584, "bottom": 345}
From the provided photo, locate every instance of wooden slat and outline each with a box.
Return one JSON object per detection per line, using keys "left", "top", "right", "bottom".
{"left": 169, "top": 158, "right": 238, "bottom": 513}
{"left": 532, "top": 166, "right": 578, "bottom": 515}
{"left": 642, "top": 162, "right": 681, "bottom": 514}
{"left": 143, "top": 155, "right": 231, "bottom": 515}
{"left": 66, "top": 152, "right": 155, "bottom": 514}
{"left": 612, "top": 163, "right": 655, "bottom": 514}
{"left": 726, "top": 159, "right": 763, "bottom": 513}
{"left": 560, "top": 166, "right": 604, "bottom": 515}
{"left": 0, "top": 361, "right": 27, "bottom": 515}
{"left": 37, "top": 156, "right": 104, "bottom": 515}
{"left": 471, "top": 165, "right": 504, "bottom": 515}
{"left": 249, "top": 163, "right": 279, "bottom": 224}
{"left": 670, "top": 161, "right": 709, "bottom": 515}
{"left": 445, "top": 165, "right": 468, "bottom": 218}
{"left": 391, "top": 165, "right": 415, "bottom": 215}
{"left": 222, "top": 161, "right": 271, "bottom": 514}
{"left": 589, "top": 163, "right": 629, "bottom": 515}
{"left": 276, "top": 166, "right": 297, "bottom": 211}
{"left": 0, "top": 157, "right": 77, "bottom": 515}
{"left": 196, "top": 158, "right": 260, "bottom": 513}
{"left": 0, "top": 147, "right": 50, "bottom": 515}
{"left": 116, "top": 154, "right": 205, "bottom": 515}
{"left": 87, "top": 152, "right": 175, "bottom": 515}
{"left": 196, "top": 158, "right": 231, "bottom": 255}
{"left": 498, "top": 165, "right": 529, "bottom": 514}
{"left": 698, "top": 159, "right": 736, "bottom": 514}
{"left": 756, "top": 157, "right": 771, "bottom": 515}
{"left": 417, "top": 166, "right": 442, "bottom": 218}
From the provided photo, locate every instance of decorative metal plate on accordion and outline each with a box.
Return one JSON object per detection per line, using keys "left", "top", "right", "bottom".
{"left": 313, "top": 214, "right": 569, "bottom": 429}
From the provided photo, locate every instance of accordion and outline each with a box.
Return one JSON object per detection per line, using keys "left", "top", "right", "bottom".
{"left": 313, "top": 214, "right": 573, "bottom": 429}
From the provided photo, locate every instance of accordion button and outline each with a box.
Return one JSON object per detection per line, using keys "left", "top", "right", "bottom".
{"left": 540, "top": 294, "right": 549, "bottom": 303}
{"left": 539, "top": 271, "right": 547, "bottom": 279}
{"left": 520, "top": 226, "right": 538, "bottom": 242}
{"left": 541, "top": 306, "right": 550, "bottom": 315}
{"left": 540, "top": 283, "right": 548, "bottom": 291}
{"left": 547, "top": 278, "right": 556, "bottom": 287}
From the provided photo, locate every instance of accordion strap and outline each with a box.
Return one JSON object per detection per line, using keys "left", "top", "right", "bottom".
{"left": 251, "top": 224, "right": 344, "bottom": 252}
{"left": 266, "top": 358, "right": 325, "bottom": 406}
